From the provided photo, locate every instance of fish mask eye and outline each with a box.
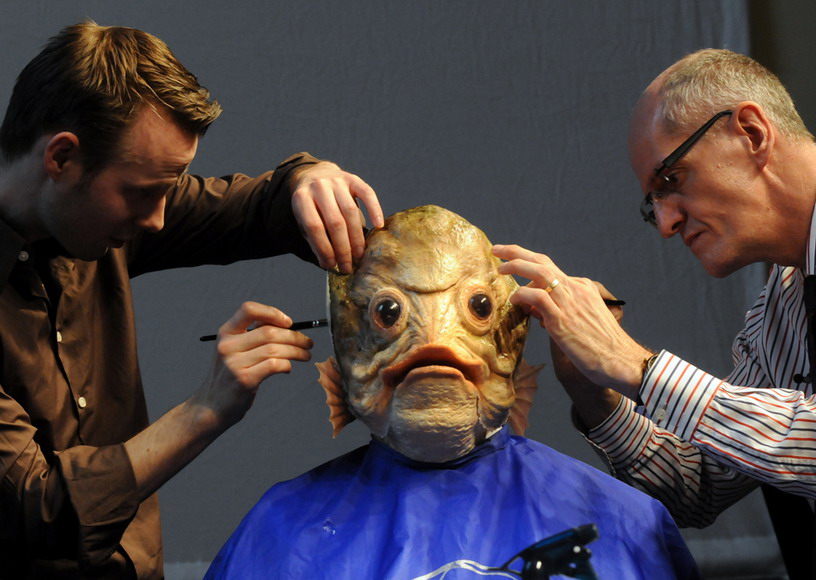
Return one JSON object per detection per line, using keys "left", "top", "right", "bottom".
{"left": 468, "top": 293, "right": 492, "bottom": 319}
{"left": 458, "top": 286, "right": 497, "bottom": 334}
{"left": 375, "top": 298, "right": 401, "bottom": 327}
{"left": 368, "top": 289, "right": 408, "bottom": 332}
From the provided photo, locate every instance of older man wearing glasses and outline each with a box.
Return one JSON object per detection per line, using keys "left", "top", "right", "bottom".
{"left": 493, "top": 48, "right": 816, "bottom": 578}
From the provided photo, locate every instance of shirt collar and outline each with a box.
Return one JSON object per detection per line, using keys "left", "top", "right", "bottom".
{"left": 807, "top": 202, "right": 816, "bottom": 276}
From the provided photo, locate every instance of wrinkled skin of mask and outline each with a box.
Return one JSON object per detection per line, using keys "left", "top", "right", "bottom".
{"left": 317, "top": 205, "right": 535, "bottom": 463}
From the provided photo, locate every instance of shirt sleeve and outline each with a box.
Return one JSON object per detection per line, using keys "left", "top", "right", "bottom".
{"left": 582, "top": 392, "right": 758, "bottom": 528}
{"left": 0, "top": 386, "right": 140, "bottom": 570}
{"left": 640, "top": 350, "right": 816, "bottom": 496}
{"left": 582, "top": 263, "right": 816, "bottom": 528}
{"left": 126, "top": 152, "right": 321, "bottom": 276}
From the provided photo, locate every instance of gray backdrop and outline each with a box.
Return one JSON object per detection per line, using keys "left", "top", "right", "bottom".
{"left": 0, "top": 1, "right": 802, "bottom": 578}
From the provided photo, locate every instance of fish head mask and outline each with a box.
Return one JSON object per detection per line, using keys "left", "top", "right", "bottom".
{"left": 317, "top": 205, "right": 537, "bottom": 463}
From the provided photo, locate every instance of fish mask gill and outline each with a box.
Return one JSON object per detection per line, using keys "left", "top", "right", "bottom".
{"left": 316, "top": 205, "right": 540, "bottom": 463}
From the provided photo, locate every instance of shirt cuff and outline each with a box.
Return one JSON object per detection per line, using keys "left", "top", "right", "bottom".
{"left": 56, "top": 444, "right": 140, "bottom": 570}
{"left": 639, "top": 350, "right": 722, "bottom": 443}
{"left": 585, "top": 395, "right": 654, "bottom": 471}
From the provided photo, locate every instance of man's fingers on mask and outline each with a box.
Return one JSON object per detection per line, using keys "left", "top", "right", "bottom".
{"left": 348, "top": 173, "right": 384, "bottom": 229}
{"left": 293, "top": 197, "right": 337, "bottom": 269}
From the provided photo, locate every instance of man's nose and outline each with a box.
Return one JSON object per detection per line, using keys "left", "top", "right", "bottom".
{"left": 136, "top": 195, "right": 166, "bottom": 232}
{"left": 654, "top": 198, "right": 684, "bottom": 239}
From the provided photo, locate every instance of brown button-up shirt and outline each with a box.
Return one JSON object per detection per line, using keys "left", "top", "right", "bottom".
{"left": 0, "top": 153, "right": 318, "bottom": 579}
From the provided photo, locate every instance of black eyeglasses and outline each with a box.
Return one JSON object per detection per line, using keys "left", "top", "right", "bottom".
{"left": 639, "top": 109, "right": 733, "bottom": 227}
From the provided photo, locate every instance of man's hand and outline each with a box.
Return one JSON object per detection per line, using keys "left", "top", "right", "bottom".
{"left": 125, "top": 301, "right": 315, "bottom": 500}
{"left": 549, "top": 337, "right": 624, "bottom": 429}
{"left": 196, "top": 301, "right": 315, "bottom": 429}
{"left": 547, "top": 283, "right": 625, "bottom": 428}
{"left": 290, "top": 161, "right": 385, "bottom": 273}
{"left": 492, "top": 243, "right": 651, "bottom": 400}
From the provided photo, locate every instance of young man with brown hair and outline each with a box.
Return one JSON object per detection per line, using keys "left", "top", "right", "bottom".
{"left": 0, "top": 21, "right": 383, "bottom": 578}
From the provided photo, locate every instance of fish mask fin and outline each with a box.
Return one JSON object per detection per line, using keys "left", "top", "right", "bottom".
{"left": 508, "top": 359, "right": 544, "bottom": 436}
{"left": 316, "top": 357, "right": 356, "bottom": 437}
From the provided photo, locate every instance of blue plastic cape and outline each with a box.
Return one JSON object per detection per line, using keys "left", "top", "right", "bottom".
{"left": 205, "top": 427, "right": 699, "bottom": 579}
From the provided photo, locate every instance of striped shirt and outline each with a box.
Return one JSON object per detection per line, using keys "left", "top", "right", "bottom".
{"left": 585, "top": 207, "right": 816, "bottom": 528}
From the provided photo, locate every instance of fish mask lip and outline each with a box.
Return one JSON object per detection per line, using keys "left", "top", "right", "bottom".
{"left": 380, "top": 344, "right": 485, "bottom": 392}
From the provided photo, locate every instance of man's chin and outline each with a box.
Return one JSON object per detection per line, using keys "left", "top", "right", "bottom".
{"left": 699, "top": 254, "right": 741, "bottom": 279}
{"left": 70, "top": 245, "right": 111, "bottom": 261}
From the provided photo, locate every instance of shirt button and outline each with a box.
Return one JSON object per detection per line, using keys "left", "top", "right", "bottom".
{"left": 56, "top": 331, "right": 63, "bottom": 343}
{"left": 654, "top": 408, "right": 667, "bottom": 422}
{"left": 18, "top": 250, "right": 29, "bottom": 262}
{"left": 77, "top": 396, "right": 87, "bottom": 409}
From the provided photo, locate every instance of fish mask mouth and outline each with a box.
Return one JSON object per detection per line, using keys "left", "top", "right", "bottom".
{"left": 396, "top": 366, "right": 471, "bottom": 393}
{"left": 380, "top": 344, "right": 485, "bottom": 392}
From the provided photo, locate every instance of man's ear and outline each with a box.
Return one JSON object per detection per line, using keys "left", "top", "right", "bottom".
{"left": 732, "top": 101, "right": 775, "bottom": 169}
{"left": 42, "top": 132, "right": 82, "bottom": 181}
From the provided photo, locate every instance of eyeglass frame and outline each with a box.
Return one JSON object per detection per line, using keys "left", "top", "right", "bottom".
{"left": 639, "top": 109, "right": 734, "bottom": 227}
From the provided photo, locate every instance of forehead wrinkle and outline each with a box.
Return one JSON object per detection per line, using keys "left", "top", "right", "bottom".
{"left": 351, "top": 267, "right": 460, "bottom": 295}
{"left": 355, "top": 251, "right": 493, "bottom": 295}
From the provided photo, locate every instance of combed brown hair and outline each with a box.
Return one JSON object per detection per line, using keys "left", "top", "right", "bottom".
{"left": 0, "top": 21, "right": 222, "bottom": 170}
{"left": 655, "top": 48, "right": 813, "bottom": 143}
